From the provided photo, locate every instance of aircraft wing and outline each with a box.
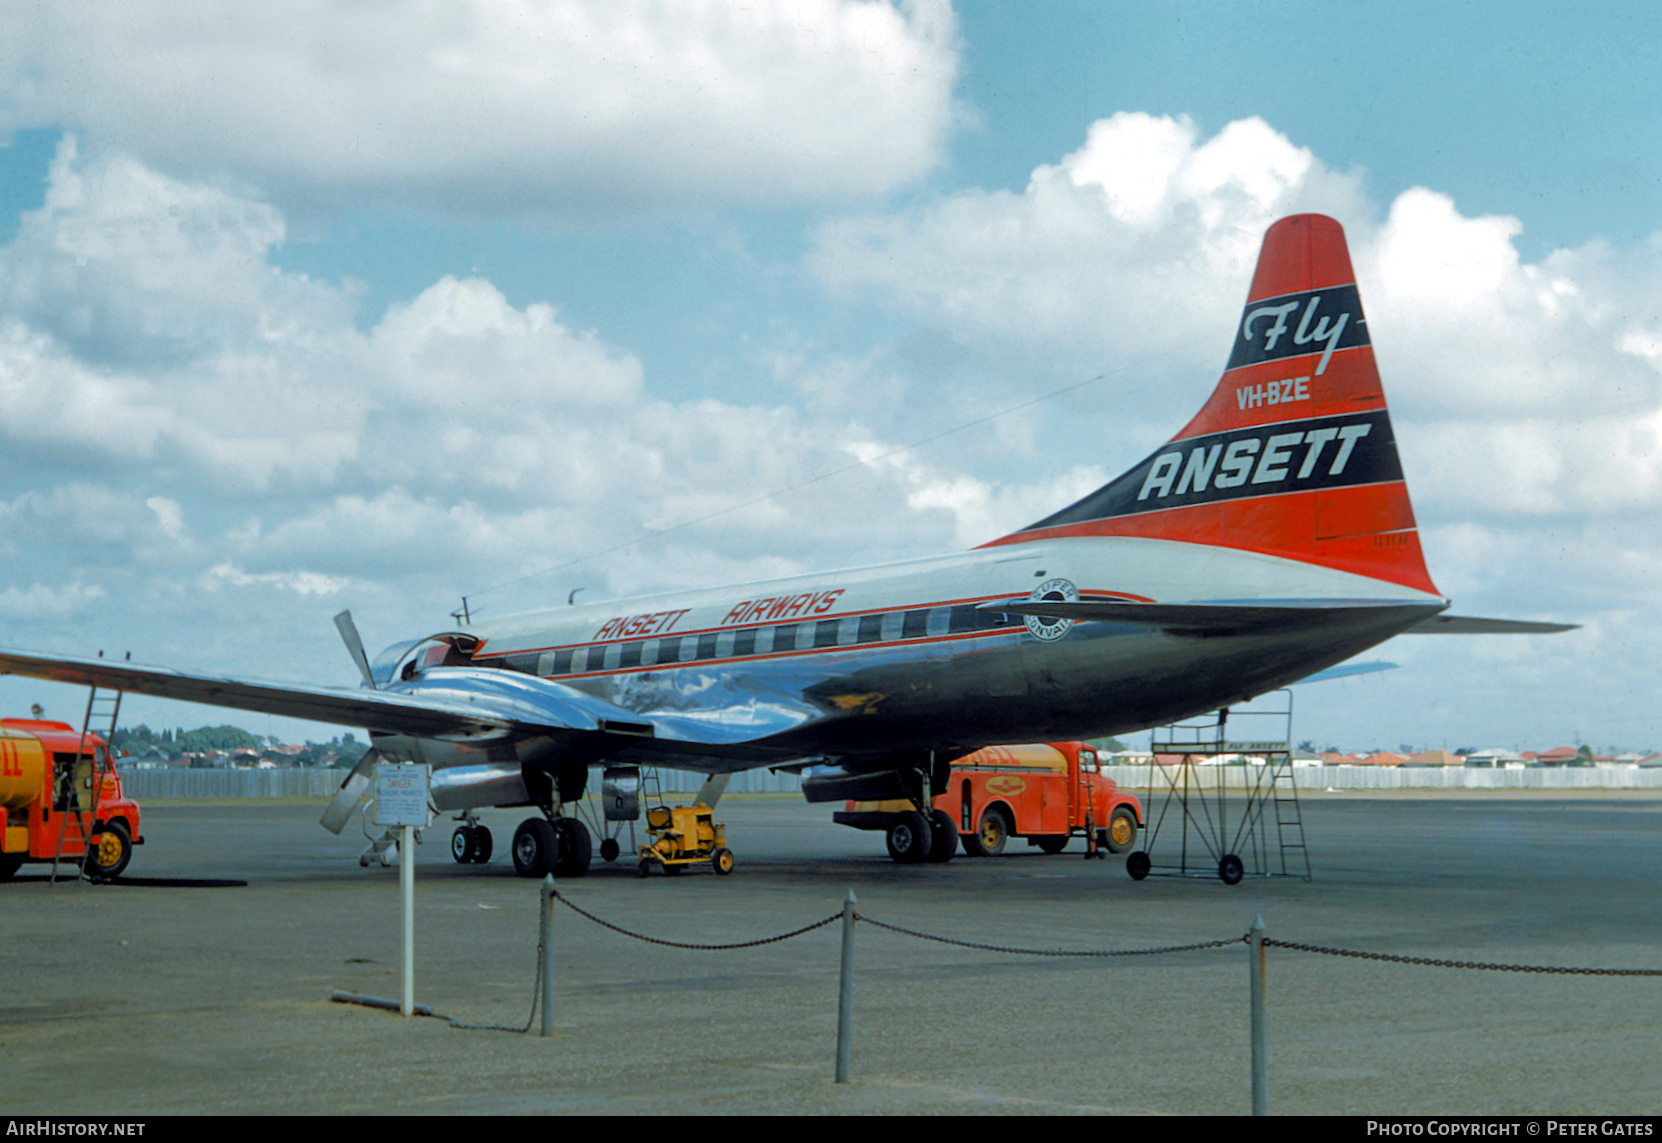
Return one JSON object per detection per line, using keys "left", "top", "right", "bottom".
{"left": 0, "top": 648, "right": 798, "bottom": 764}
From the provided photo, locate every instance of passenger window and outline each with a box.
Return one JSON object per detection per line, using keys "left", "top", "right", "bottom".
{"left": 902, "top": 610, "right": 929, "bottom": 639}
{"left": 858, "top": 614, "right": 885, "bottom": 643}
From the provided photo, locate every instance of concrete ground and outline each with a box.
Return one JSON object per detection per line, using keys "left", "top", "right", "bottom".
{"left": 2, "top": 790, "right": 1659, "bottom": 1115}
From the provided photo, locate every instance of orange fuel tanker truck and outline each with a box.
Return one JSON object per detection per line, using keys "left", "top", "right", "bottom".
{"left": 835, "top": 741, "right": 1141, "bottom": 864}
{"left": 0, "top": 719, "right": 141, "bottom": 880}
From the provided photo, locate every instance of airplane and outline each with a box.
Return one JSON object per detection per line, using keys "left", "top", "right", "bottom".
{"left": 0, "top": 214, "right": 1571, "bottom": 877}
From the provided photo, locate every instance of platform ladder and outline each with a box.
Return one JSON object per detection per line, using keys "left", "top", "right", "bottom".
{"left": 1138, "top": 690, "right": 1311, "bottom": 883}
{"left": 1266, "top": 755, "right": 1310, "bottom": 880}
{"left": 49, "top": 682, "right": 124, "bottom": 883}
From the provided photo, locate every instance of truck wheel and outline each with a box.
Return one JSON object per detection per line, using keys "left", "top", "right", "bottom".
{"left": 88, "top": 820, "right": 132, "bottom": 880}
{"left": 925, "top": 810, "right": 957, "bottom": 863}
{"left": 712, "top": 847, "right": 735, "bottom": 875}
{"left": 1105, "top": 806, "right": 1138, "bottom": 854}
{"left": 885, "top": 811, "right": 933, "bottom": 864}
{"left": 963, "top": 806, "right": 1009, "bottom": 857}
{"left": 0, "top": 854, "right": 23, "bottom": 880}
{"left": 1036, "top": 835, "right": 1069, "bottom": 855}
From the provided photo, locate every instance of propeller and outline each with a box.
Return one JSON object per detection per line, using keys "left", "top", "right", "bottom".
{"left": 334, "top": 610, "right": 377, "bottom": 689}
{"left": 320, "top": 746, "right": 380, "bottom": 835}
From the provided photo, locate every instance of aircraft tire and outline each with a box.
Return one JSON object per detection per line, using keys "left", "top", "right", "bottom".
{"left": 1218, "top": 854, "right": 1244, "bottom": 885}
{"left": 554, "top": 818, "right": 593, "bottom": 877}
{"left": 599, "top": 837, "right": 621, "bottom": 862}
{"left": 472, "top": 826, "right": 493, "bottom": 864}
{"left": 925, "top": 809, "right": 957, "bottom": 863}
{"left": 88, "top": 820, "right": 133, "bottom": 880}
{"left": 451, "top": 826, "right": 476, "bottom": 864}
{"left": 885, "top": 811, "right": 933, "bottom": 864}
{"left": 1105, "top": 806, "right": 1138, "bottom": 854}
{"left": 512, "top": 818, "right": 557, "bottom": 877}
{"left": 963, "top": 805, "right": 1009, "bottom": 857}
{"left": 1126, "top": 851, "right": 1151, "bottom": 881}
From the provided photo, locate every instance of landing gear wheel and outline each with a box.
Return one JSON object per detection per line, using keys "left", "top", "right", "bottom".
{"left": 925, "top": 810, "right": 958, "bottom": 863}
{"left": 712, "top": 847, "right": 735, "bottom": 875}
{"left": 471, "top": 826, "right": 493, "bottom": 864}
{"left": 554, "top": 818, "right": 593, "bottom": 877}
{"left": 88, "top": 820, "right": 132, "bottom": 880}
{"left": 885, "top": 810, "right": 933, "bottom": 864}
{"left": 1036, "top": 835, "right": 1069, "bottom": 855}
{"left": 451, "top": 826, "right": 476, "bottom": 864}
{"left": 1105, "top": 806, "right": 1138, "bottom": 854}
{"left": 1218, "top": 854, "right": 1244, "bottom": 885}
{"left": 962, "top": 805, "right": 1009, "bottom": 857}
{"left": 1127, "top": 851, "right": 1151, "bottom": 881}
{"left": 599, "top": 837, "right": 621, "bottom": 863}
{"left": 511, "top": 818, "right": 558, "bottom": 877}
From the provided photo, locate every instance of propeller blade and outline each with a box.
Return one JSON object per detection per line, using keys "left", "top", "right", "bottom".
{"left": 320, "top": 747, "right": 380, "bottom": 835}
{"left": 334, "top": 610, "right": 376, "bottom": 689}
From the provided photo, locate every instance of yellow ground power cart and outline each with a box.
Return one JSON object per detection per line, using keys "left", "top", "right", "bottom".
{"left": 637, "top": 803, "right": 734, "bottom": 877}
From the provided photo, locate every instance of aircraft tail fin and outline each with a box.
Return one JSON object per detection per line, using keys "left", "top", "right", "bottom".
{"left": 985, "top": 214, "right": 1439, "bottom": 596}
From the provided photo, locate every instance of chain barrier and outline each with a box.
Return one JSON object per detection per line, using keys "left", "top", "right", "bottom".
{"left": 372, "top": 896, "right": 1661, "bottom": 1036}
{"left": 1262, "top": 937, "right": 1662, "bottom": 976}
{"left": 854, "top": 912, "right": 1249, "bottom": 958}
{"left": 551, "top": 887, "right": 843, "bottom": 949}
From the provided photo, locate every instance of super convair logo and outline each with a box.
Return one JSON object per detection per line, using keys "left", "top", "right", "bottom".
{"left": 1026, "top": 578, "right": 1076, "bottom": 642}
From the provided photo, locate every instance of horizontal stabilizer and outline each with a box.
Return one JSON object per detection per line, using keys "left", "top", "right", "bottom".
{"left": 977, "top": 597, "right": 1443, "bottom": 632}
{"left": 1293, "top": 660, "right": 1397, "bottom": 685}
{"left": 1401, "top": 615, "right": 1577, "bottom": 635}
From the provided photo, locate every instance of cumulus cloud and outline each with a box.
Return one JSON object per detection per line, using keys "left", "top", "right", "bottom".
{"left": 809, "top": 112, "right": 1662, "bottom": 527}
{"left": 808, "top": 112, "right": 1371, "bottom": 374}
{"left": 0, "top": 0, "right": 961, "bottom": 219}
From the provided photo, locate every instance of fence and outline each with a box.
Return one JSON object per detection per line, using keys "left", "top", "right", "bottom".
{"left": 118, "top": 763, "right": 1662, "bottom": 800}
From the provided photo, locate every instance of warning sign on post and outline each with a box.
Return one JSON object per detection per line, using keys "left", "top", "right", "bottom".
{"left": 375, "top": 764, "right": 432, "bottom": 828}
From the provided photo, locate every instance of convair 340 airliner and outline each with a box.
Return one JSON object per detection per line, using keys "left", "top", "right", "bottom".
{"left": 0, "top": 215, "right": 1570, "bottom": 876}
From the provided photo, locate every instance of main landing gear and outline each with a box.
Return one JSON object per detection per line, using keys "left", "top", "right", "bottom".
{"left": 510, "top": 815, "right": 594, "bottom": 878}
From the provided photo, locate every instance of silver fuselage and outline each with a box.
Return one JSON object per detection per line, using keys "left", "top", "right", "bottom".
{"left": 373, "top": 533, "right": 1443, "bottom": 806}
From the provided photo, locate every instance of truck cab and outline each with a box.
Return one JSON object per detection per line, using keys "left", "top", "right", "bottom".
{"left": 0, "top": 719, "right": 142, "bottom": 880}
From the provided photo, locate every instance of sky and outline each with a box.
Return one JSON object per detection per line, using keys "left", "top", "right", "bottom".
{"left": 0, "top": 1, "right": 1658, "bottom": 755}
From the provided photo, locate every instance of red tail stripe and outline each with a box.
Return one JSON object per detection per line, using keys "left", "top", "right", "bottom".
{"left": 983, "top": 484, "right": 1439, "bottom": 595}
{"left": 1245, "top": 214, "right": 1358, "bottom": 302}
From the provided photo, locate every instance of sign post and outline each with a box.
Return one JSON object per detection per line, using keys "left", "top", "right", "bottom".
{"left": 374, "top": 763, "right": 432, "bottom": 1017}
